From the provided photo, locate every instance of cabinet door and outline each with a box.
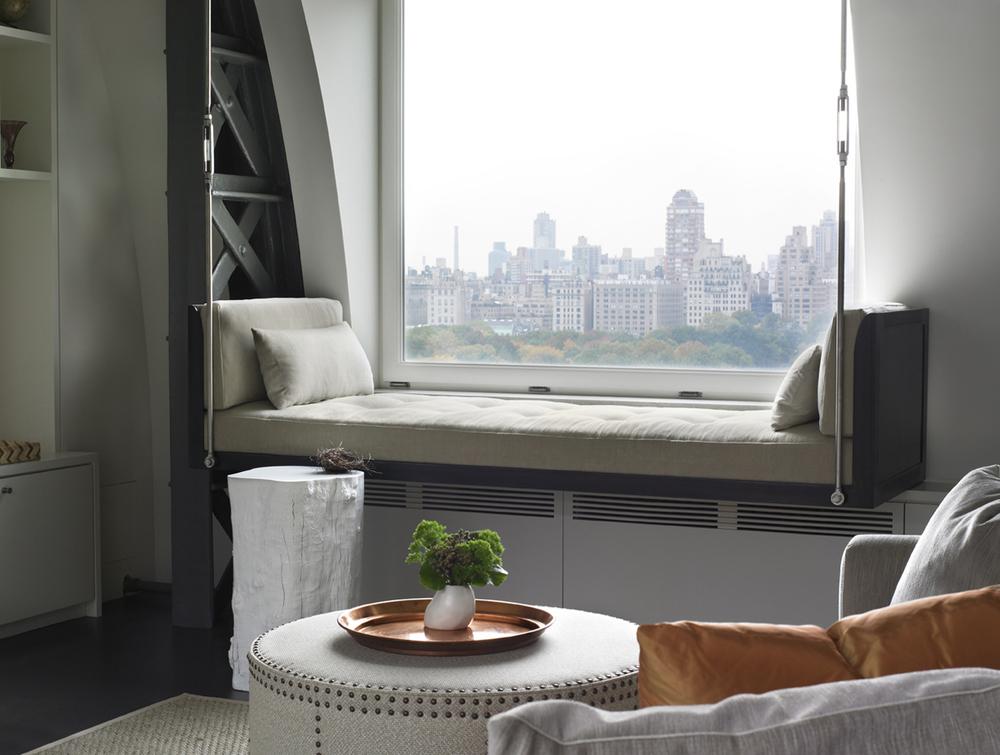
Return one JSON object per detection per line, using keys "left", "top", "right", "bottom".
{"left": 0, "top": 464, "right": 94, "bottom": 624}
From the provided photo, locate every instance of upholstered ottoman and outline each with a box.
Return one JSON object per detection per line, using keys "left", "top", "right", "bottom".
{"left": 248, "top": 607, "right": 638, "bottom": 755}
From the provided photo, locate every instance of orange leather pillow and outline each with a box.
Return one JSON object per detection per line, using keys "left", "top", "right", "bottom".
{"left": 829, "top": 584, "right": 1000, "bottom": 677}
{"left": 639, "top": 586, "right": 1000, "bottom": 707}
{"left": 637, "top": 621, "right": 859, "bottom": 706}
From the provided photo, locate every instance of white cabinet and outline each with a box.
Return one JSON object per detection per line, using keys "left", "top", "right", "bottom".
{"left": 0, "top": 453, "right": 100, "bottom": 637}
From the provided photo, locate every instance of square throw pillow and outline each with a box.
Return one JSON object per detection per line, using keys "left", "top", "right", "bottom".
{"left": 892, "top": 465, "right": 1000, "bottom": 604}
{"left": 639, "top": 585, "right": 1000, "bottom": 707}
{"left": 252, "top": 323, "right": 374, "bottom": 409}
{"left": 637, "top": 621, "right": 858, "bottom": 706}
{"left": 830, "top": 585, "right": 1000, "bottom": 677}
{"left": 771, "top": 344, "right": 822, "bottom": 430}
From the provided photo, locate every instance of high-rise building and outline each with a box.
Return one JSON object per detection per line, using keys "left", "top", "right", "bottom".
{"left": 812, "top": 210, "right": 838, "bottom": 273}
{"left": 428, "top": 276, "right": 467, "bottom": 326}
{"left": 488, "top": 241, "right": 511, "bottom": 280}
{"left": 571, "top": 236, "right": 603, "bottom": 280}
{"left": 552, "top": 278, "right": 593, "bottom": 333}
{"left": 453, "top": 226, "right": 460, "bottom": 273}
{"left": 684, "top": 239, "right": 751, "bottom": 326}
{"left": 773, "top": 226, "right": 833, "bottom": 328}
{"left": 592, "top": 279, "right": 685, "bottom": 337}
{"left": 404, "top": 271, "right": 432, "bottom": 326}
{"left": 533, "top": 212, "right": 556, "bottom": 249}
{"left": 664, "top": 189, "right": 706, "bottom": 283}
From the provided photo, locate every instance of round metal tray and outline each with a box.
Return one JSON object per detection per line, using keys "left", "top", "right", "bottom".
{"left": 338, "top": 598, "right": 555, "bottom": 656}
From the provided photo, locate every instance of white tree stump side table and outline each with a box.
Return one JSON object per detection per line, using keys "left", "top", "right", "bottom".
{"left": 248, "top": 607, "right": 638, "bottom": 755}
{"left": 228, "top": 466, "right": 364, "bottom": 691}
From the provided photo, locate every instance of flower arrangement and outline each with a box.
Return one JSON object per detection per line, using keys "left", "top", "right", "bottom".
{"left": 405, "top": 519, "right": 508, "bottom": 591}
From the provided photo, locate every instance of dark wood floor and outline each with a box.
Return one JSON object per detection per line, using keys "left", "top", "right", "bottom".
{"left": 0, "top": 594, "right": 242, "bottom": 755}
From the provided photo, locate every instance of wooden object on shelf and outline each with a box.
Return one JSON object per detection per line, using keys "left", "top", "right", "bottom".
{"left": 0, "top": 439, "right": 40, "bottom": 464}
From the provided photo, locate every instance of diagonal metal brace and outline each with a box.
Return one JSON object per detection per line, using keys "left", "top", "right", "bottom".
{"left": 211, "top": 59, "right": 272, "bottom": 177}
{"left": 212, "top": 197, "right": 275, "bottom": 296}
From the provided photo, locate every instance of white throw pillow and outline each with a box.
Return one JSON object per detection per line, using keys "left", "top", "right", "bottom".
{"left": 892, "top": 465, "right": 1000, "bottom": 604}
{"left": 252, "top": 324, "right": 374, "bottom": 409}
{"left": 770, "top": 344, "right": 822, "bottom": 430}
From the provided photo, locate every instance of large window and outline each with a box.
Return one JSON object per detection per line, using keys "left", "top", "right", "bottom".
{"left": 382, "top": 0, "right": 856, "bottom": 399}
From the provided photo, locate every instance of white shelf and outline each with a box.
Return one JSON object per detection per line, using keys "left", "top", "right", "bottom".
{"left": 0, "top": 24, "right": 50, "bottom": 49}
{"left": 0, "top": 167, "right": 50, "bottom": 182}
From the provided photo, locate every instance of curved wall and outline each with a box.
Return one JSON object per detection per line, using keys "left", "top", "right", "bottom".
{"left": 253, "top": 0, "right": 379, "bottom": 366}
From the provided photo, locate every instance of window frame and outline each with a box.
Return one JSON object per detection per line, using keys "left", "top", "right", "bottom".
{"left": 379, "top": 0, "right": 806, "bottom": 403}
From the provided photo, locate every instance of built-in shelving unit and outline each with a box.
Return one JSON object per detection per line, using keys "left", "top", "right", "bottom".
{"left": 0, "top": 22, "right": 51, "bottom": 49}
{"left": 0, "top": 167, "right": 50, "bottom": 181}
{"left": 0, "top": 1, "right": 58, "bottom": 453}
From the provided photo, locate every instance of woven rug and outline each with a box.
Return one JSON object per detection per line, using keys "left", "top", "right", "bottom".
{"left": 27, "top": 694, "right": 248, "bottom": 754}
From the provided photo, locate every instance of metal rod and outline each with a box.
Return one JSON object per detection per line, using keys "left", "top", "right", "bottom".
{"left": 203, "top": 0, "right": 216, "bottom": 470}
{"left": 831, "top": 0, "right": 849, "bottom": 507}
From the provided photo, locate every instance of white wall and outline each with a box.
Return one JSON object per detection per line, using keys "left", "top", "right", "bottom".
{"left": 853, "top": 0, "right": 1000, "bottom": 482}
{"left": 58, "top": 0, "right": 170, "bottom": 593}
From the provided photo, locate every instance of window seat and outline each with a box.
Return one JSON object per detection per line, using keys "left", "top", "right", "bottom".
{"left": 213, "top": 393, "right": 849, "bottom": 484}
{"left": 193, "top": 298, "right": 928, "bottom": 507}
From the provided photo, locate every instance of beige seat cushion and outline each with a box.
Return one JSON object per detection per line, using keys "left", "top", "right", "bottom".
{"left": 214, "top": 393, "right": 851, "bottom": 483}
{"left": 209, "top": 298, "right": 344, "bottom": 410}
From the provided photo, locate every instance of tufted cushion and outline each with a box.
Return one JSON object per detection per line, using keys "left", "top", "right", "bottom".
{"left": 214, "top": 393, "right": 852, "bottom": 483}
{"left": 208, "top": 298, "right": 344, "bottom": 410}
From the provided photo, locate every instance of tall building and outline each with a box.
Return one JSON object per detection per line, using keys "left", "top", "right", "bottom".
{"left": 533, "top": 212, "right": 556, "bottom": 249}
{"left": 664, "top": 189, "right": 706, "bottom": 284}
{"left": 812, "top": 210, "right": 838, "bottom": 273}
{"left": 552, "top": 278, "right": 593, "bottom": 333}
{"left": 404, "top": 272, "right": 432, "bottom": 326}
{"left": 592, "top": 279, "right": 685, "bottom": 337}
{"left": 488, "top": 241, "right": 511, "bottom": 280}
{"left": 773, "top": 226, "right": 833, "bottom": 328}
{"left": 571, "top": 236, "right": 603, "bottom": 280}
{"left": 428, "top": 276, "right": 467, "bottom": 326}
{"left": 684, "top": 239, "right": 751, "bottom": 326}
{"left": 453, "top": 225, "right": 460, "bottom": 273}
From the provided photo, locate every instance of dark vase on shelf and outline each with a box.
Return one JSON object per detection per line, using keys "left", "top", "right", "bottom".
{"left": 1, "top": 120, "right": 27, "bottom": 169}
{"left": 0, "top": 0, "right": 32, "bottom": 26}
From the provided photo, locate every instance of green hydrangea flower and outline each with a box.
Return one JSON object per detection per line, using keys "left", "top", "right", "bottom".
{"left": 405, "top": 519, "right": 508, "bottom": 592}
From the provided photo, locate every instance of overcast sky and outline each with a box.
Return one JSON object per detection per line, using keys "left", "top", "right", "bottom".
{"left": 404, "top": 0, "right": 848, "bottom": 275}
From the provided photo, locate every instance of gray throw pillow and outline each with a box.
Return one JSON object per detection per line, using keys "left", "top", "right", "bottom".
{"left": 771, "top": 344, "right": 822, "bottom": 430}
{"left": 892, "top": 465, "right": 1000, "bottom": 604}
{"left": 252, "top": 323, "right": 374, "bottom": 409}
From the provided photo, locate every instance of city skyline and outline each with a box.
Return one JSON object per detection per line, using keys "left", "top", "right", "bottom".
{"left": 404, "top": 0, "right": 850, "bottom": 280}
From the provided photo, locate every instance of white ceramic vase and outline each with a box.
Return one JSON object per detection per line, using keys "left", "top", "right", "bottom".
{"left": 424, "top": 585, "right": 476, "bottom": 630}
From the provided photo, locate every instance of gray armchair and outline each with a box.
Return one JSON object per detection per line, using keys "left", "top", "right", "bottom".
{"left": 838, "top": 533, "right": 918, "bottom": 618}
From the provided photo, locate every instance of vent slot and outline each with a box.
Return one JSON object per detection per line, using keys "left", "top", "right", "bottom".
{"left": 736, "top": 502, "right": 895, "bottom": 537}
{"left": 571, "top": 492, "right": 896, "bottom": 538}
{"left": 572, "top": 493, "right": 719, "bottom": 529}
{"left": 421, "top": 484, "right": 556, "bottom": 518}
{"left": 364, "top": 480, "right": 408, "bottom": 508}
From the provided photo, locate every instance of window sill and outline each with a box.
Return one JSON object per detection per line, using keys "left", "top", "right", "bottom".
{"left": 373, "top": 387, "right": 771, "bottom": 412}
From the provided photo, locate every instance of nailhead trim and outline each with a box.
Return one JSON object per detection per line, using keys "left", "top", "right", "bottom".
{"left": 248, "top": 661, "right": 637, "bottom": 720}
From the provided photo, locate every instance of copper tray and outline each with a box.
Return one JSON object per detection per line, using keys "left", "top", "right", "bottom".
{"left": 338, "top": 598, "right": 555, "bottom": 656}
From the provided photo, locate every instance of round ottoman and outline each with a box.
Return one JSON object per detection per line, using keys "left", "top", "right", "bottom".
{"left": 248, "top": 607, "right": 638, "bottom": 755}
